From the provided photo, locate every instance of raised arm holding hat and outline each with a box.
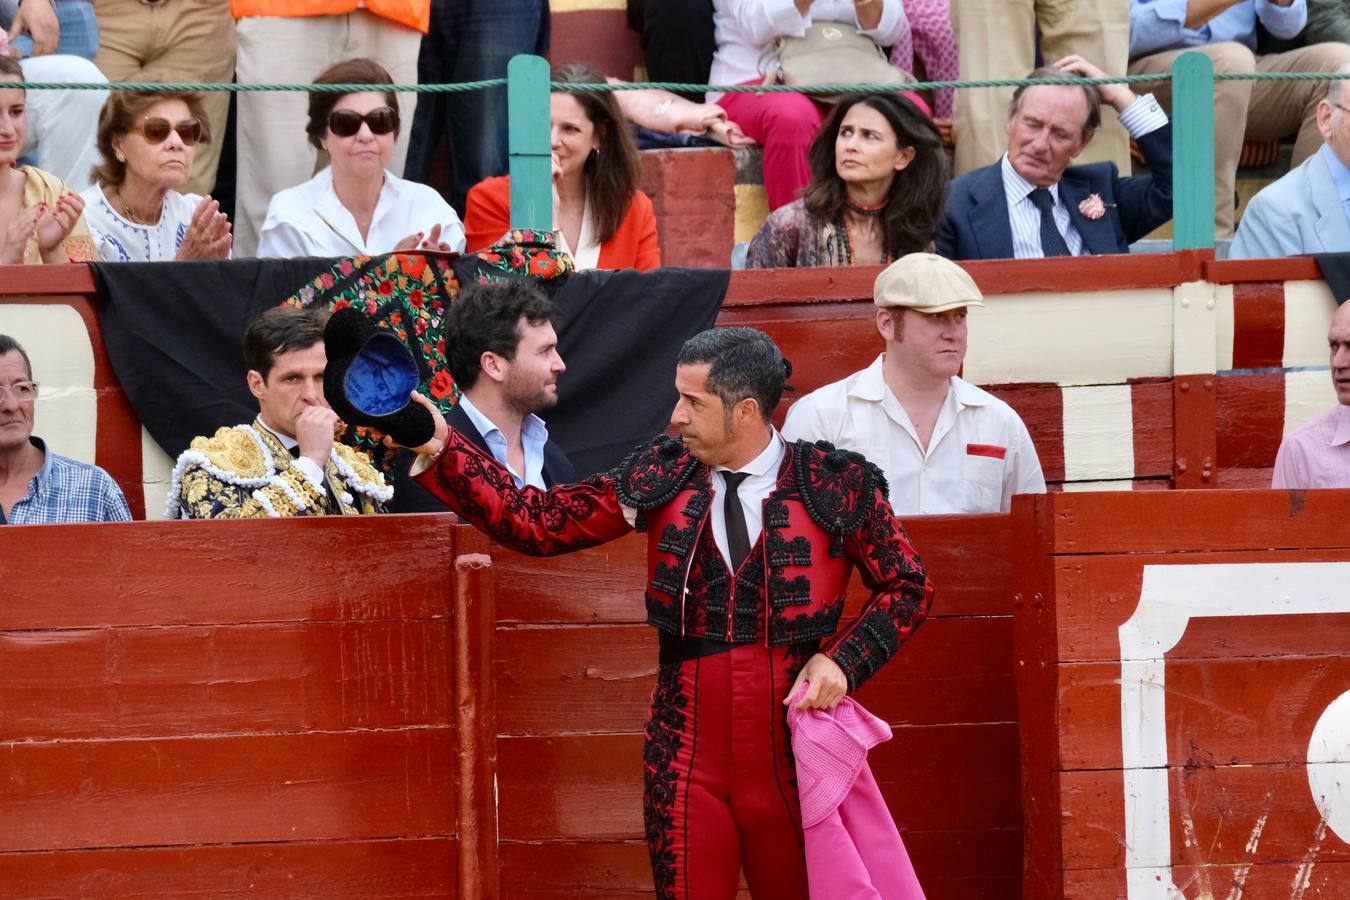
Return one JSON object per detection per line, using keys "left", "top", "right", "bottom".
{"left": 782, "top": 252, "right": 1046, "bottom": 514}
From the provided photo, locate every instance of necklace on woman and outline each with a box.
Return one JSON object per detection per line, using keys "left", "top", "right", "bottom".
{"left": 111, "top": 187, "right": 146, "bottom": 225}
{"left": 845, "top": 197, "right": 886, "bottom": 217}
{"left": 837, "top": 210, "right": 889, "bottom": 267}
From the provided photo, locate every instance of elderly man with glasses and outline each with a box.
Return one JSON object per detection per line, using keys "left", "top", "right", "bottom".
{"left": 0, "top": 334, "right": 131, "bottom": 524}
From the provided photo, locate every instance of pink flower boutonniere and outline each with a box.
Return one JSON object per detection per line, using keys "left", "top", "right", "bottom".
{"left": 1079, "top": 194, "right": 1107, "bottom": 220}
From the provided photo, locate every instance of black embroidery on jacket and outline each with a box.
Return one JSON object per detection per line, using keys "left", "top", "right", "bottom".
{"left": 644, "top": 663, "right": 688, "bottom": 898}
{"left": 615, "top": 435, "right": 703, "bottom": 510}
{"left": 793, "top": 439, "right": 887, "bottom": 557}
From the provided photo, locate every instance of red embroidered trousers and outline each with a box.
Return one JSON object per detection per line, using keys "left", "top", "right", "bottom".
{"left": 643, "top": 642, "right": 812, "bottom": 899}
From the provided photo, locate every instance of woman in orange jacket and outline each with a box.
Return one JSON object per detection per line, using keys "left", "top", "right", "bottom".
{"left": 464, "top": 61, "right": 661, "bottom": 272}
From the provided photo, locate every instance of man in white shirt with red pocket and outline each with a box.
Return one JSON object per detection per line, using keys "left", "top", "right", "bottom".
{"left": 782, "top": 252, "right": 1046, "bottom": 514}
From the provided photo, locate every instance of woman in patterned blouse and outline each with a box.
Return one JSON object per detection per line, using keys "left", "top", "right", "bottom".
{"left": 746, "top": 92, "right": 945, "bottom": 269}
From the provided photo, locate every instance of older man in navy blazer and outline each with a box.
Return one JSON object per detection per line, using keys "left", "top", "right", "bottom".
{"left": 937, "top": 55, "right": 1174, "bottom": 261}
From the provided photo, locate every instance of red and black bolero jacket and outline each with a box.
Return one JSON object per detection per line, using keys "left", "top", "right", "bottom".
{"left": 415, "top": 429, "right": 934, "bottom": 691}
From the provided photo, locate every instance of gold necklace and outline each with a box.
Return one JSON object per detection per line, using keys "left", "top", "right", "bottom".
{"left": 111, "top": 187, "right": 146, "bottom": 225}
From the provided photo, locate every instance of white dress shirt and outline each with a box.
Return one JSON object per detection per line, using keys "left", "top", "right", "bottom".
{"left": 256, "top": 417, "right": 327, "bottom": 492}
{"left": 456, "top": 394, "right": 551, "bottom": 489}
{"left": 709, "top": 430, "right": 785, "bottom": 569}
{"left": 781, "top": 355, "right": 1045, "bottom": 515}
{"left": 81, "top": 185, "right": 213, "bottom": 262}
{"left": 708, "top": 0, "right": 906, "bottom": 101}
{"left": 1002, "top": 93, "right": 1169, "bottom": 259}
{"left": 257, "top": 166, "right": 466, "bottom": 258}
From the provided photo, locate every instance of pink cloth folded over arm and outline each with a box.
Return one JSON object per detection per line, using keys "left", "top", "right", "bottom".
{"left": 787, "top": 684, "right": 926, "bottom": 900}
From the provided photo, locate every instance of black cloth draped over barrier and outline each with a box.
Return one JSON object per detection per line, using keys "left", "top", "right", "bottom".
{"left": 92, "top": 252, "right": 730, "bottom": 478}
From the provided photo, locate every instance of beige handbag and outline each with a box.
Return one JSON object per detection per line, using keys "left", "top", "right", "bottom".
{"left": 760, "top": 21, "right": 913, "bottom": 103}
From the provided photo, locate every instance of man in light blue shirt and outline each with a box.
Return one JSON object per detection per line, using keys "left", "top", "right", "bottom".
{"left": 1127, "top": 0, "right": 1350, "bottom": 239}
{"left": 390, "top": 280, "right": 577, "bottom": 511}
{"left": 1232, "top": 61, "right": 1350, "bottom": 257}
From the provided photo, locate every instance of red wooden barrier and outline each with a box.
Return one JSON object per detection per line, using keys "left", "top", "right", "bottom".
{"left": 1014, "top": 489, "right": 1350, "bottom": 898}
{"left": 0, "top": 515, "right": 469, "bottom": 897}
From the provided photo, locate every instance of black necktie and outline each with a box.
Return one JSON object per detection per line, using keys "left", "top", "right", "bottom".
{"left": 721, "top": 471, "right": 752, "bottom": 572}
{"left": 288, "top": 445, "right": 302, "bottom": 459}
{"left": 1028, "top": 187, "right": 1072, "bottom": 257}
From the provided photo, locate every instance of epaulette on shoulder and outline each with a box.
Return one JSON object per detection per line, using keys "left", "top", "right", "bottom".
{"left": 613, "top": 434, "right": 701, "bottom": 513}
{"left": 186, "top": 425, "right": 271, "bottom": 481}
{"left": 332, "top": 443, "right": 395, "bottom": 503}
{"left": 792, "top": 440, "right": 888, "bottom": 556}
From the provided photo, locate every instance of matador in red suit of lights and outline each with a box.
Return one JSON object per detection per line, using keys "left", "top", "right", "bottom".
{"left": 402, "top": 326, "right": 934, "bottom": 899}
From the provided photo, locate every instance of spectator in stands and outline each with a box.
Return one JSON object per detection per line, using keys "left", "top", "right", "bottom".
{"left": 0, "top": 56, "right": 93, "bottom": 264}
{"left": 232, "top": 0, "right": 425, "bottom": 257}
{"left": 0, "top": 29, "right": 106, "bottom": 193}
{"left": 1306, "top": 0, "right": 1350, "bottom": 42}
{"left": 746, "top": 92, "right": 944, "bottom": 267}
{"left": 4, "top": 0, "right": 98, "bottom": 59}
{"left": 709, "top": 0, "right": 908, "bottom": 211}
{"left": 1232, "top": 63, "right": 1350, "bottom": 258}
{"left": 392, "top": 280, "right": 577, "bottom": 512}
{"left": 891, "top": 0, "right": 958, "bottom": 128}
{"left": 464, "top": 62, "right": 660, "bottom": 271}
{"left": 951, "top": 1, "right": 1131, "bottom": 177}
{"left": 1272, "top": 300, "right": 1350, "bottom": 487}
{"left": 404, "top": 0, "right": 547, "bottom": 213}
{"left": 782, "top": 253, "right": 1045, "bottom": 514}
{"left": 257, "top": 58, "right": 465, "bottom": 258}
{"left": 937, "top": 55, "right": 1173, "bottom": 261}
{"left": 82, "top": 89, "right": 232, "bottom": 262}
{"left": 610, "top": 77, "right": 754, "bottom": 149}
{"left": 632, "top": 0, "right": 716, "bottom": 103}
{"left": 91, "top": 0, "right": 233, "bottom": 198}
{"left": 1128, "top": 0, "right": 1350, "bottom": 240}
{"left": 0, "top": 334, "right": 131, "bottom": 524}
{"left": 168, "top": 307, "right": 391, "bottom": 519}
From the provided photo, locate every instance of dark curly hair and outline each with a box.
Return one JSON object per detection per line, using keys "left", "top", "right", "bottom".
{"left": 444, "top": 280, "right": 557, "bottom": 391}
{"left": 802, "top": 93, "right": 947, "bottom": 261}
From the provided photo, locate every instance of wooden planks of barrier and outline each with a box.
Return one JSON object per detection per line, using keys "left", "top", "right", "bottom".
{"left": 0, "top": 515, "right": 481, "bottom": 898}
{"left": 1014, "top": 489, "right": 1350, "bottom": 898}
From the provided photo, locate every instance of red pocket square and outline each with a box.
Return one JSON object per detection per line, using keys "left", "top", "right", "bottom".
{"left": 967, "top": 443, "right": 1006, "bottom": 459}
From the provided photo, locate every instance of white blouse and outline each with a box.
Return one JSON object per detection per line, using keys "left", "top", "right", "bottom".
{"left": 81, "top": 185, "right": 205, "bottom": 262}
{"left": 257, "top": 166, "right": 466, "bottom": 258}
{"left": 708, "top": 0, "right": 906, "bottom": 101}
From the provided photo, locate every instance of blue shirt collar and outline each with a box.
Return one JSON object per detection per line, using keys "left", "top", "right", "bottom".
{"left": 27, "top": 435, "right": 51, "bottom": 499}
{"left": 456, "top": 394, "right": 551, "bottom": 488}
{"left": 1320, "top": 143, "right": 1350, "bottom": 208}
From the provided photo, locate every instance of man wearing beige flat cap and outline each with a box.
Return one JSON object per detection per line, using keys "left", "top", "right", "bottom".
{"left": 782, "top": 253, "right": 1045, "bottom": 514}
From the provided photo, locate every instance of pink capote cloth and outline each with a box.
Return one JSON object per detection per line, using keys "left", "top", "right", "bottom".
{"left": 787, "top": 684, "right": 926, "bottom": 900}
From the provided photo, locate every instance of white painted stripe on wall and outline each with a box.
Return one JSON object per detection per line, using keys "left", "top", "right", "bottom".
{"left": 551, "top": 0, "right": 626, "bottom": 12}
{"left": 1060, "top": 479, "right": 1136, "bottom": 492}
{"left": 0, "top": 304, "right": 96, "bottom": 464}
{"left": 1212, "top": 282, "right": 1234, "bottom": 372}
{"left": 965, "top": 289, "right": 1173, "bottom": 386}
{"left": 1061, "top": 384, "right": 1136, "bottom": 482}
{"left": 141, "top": 426, "right": 175, "bottom": 521}
{"left": 1173, "top": 281, "right": 1217, "bottom": 375}
{"left": 1283, "top": 280, "right": 1337, "bottom": 368}
{"left": 1284, "top": 369, "right": 1338, "bottom": 433}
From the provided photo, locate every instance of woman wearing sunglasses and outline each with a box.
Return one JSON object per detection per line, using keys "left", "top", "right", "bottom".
{"left": 82, "top": 87, "right": 232, "bottom": 262}
{"left": 257, "top": 58, "right": 465, "bottom": 259}
{"left": 464, "top": 61, "right": 660, "bottom": 271}
{"left": 0, "top": 55, "right": 93, "bottom": 265}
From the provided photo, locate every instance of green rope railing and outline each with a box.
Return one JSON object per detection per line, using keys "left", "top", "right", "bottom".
{"left": 11, "top": 69, "right": 1350, "bottom": 94}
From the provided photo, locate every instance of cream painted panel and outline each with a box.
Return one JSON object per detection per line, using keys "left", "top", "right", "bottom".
{"left": 1283, "top": 280, "right": 1337, "bottom": 368}
{"left": 965, "top": 288, "right": 1173, "bottom": 385}
{"left": 141, "top": 426, "right": 175, "bottom": 521}
{"left": 1284, "top": 369, "right": 1338, "bottom": 433}
{"left": 1061, "top": 384, "right": 1135, "bottom": 482}
{"left": 1060, "top": 479, "right": 1135, "bottom": 492}
{"left": 0, "top": 304, "right": 96, "bottom": 463}
{"left": 1173, "top": 281, "right": 1217, "bottom": 375}
{"left": 1213, "top": 283, "right": 1234, "bottom": 372}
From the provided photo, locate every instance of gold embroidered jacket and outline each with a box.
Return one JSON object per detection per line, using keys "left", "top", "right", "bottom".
{"left": 167, "top": 419, "right": 392, "bottom": 519}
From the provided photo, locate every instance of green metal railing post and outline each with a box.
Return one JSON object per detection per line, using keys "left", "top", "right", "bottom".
{"left": 1171, "top": 51, "right": 1216, "bottom": 250}
{"left": 507, "top": 54, "right": 552, "bottom": 232}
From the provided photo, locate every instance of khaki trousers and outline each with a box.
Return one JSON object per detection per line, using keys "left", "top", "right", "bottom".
{"left": 950, "top": 0, "right": 1130, "bottom": 175}
{"left": 94, "top": 0, "right": 236, "bottom": 197}
{"left": 1128, "top": 41, "right": 1350, "bottom": 239}
{"left": 233, "top": 11, "right": 421, "bottom": 257}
